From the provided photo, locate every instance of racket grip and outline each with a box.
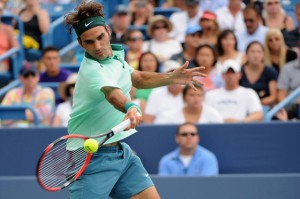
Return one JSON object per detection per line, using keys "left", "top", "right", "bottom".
{"left": 111, "top": 119, "right": 131, "bottom": 134}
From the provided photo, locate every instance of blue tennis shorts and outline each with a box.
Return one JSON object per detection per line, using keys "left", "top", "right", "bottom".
{"left": 69, "top": 142, "right": 154, "bottom": 199}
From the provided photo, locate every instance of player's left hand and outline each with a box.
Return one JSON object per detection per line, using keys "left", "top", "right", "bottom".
{"left": 170, "top": 61, "right": 206, "bottom": 90}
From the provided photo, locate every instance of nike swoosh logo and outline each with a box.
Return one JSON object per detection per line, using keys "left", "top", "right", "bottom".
{"left": 85, "top": 21, "right": 93, "bottom": 27}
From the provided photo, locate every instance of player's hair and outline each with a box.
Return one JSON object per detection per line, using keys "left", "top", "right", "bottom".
{"left": 41, "top": 46, "right": 59, "bottom": 57}
{"left": 64, "top": 0, "right": 105, "bottom": 34}
{"left": 176, "top": 122, "right": 198, "bottom": 134}
{"left": 216, "top": 29, "right": 238, "bottom": 56}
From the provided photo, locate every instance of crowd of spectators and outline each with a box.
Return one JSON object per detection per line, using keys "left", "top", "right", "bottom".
{"left": 0, "top": 0, "right": 299, "bottom": 176}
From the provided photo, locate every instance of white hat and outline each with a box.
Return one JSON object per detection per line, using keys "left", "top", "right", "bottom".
{"left": 162, "top": 60, "right": 181, "bottom": 73}
{"left": 221, "top": 59, "right": 241, "bottom": 73}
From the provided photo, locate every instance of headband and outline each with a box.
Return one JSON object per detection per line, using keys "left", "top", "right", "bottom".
{"left": 74, "top": 16, "right": 106, "bottom": 37}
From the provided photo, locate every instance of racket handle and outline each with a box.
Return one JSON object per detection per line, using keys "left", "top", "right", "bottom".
{"left": 111, "top": 119, "right": 131, "bottom": 134}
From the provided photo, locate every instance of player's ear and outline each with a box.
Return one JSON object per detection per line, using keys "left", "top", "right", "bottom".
{"left": 105, "top": 25, "right": 111, "bottom": 36}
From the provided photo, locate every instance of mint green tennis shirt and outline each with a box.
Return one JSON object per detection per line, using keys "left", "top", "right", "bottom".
{"left": 67, "top": 46, "right": 136, "bottom": 149}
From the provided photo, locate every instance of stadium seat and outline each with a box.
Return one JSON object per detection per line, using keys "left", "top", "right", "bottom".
{"left": 0, "top": 105, "right": 39, "bottom": 126}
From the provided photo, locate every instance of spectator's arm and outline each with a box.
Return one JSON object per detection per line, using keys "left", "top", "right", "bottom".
{"left": 201, "top": 154, "right": 219, "bottom": 176}
{"left": 261, "top": 80, "right": 277, "bottom": 106}
{"left": 278, "top": 89, "right": 288, "bottom": 102}
{"left": 158, "top": 158, "right": 170, "bottom": 176}
{"left": 243, "top": 111, "right": 263, "bottom": 122}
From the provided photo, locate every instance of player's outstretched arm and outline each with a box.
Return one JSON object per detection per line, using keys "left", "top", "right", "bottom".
{"left": 131, "top": 61, "right": 206, "bottom": 90}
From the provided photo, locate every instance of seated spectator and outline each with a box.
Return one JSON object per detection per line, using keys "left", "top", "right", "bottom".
{"left": 143, "top": 61, "right": 184, "bottom": 124}
{"left": 158, "top": 122, "right": 219, "bottom": 176}
{"left": 215, "top": 29, "right": 246, "bottom": 74}
{"left": 283, "top": 3, "right": 300, "bottom": 49}
{"left": 39, "top": 46, "right": 71, "bottom": 82}
{"left": 277, "top": 40, "right": 300, "bottom": 120}
{"left": 169, "top": 0, "right": 203, "bottom": 43}
{"left": 13, "top": 0, "right": 50, "bottom": 51}
{"left": 162, "top": 0, "right": 186, "bottom": 11}
{"left": 143, "top": 15, "right": 183, "bottom": 62}
{"left": 130, "top": 0, "right": 153, "bottom": 27}
{"left": 171, "top": 25, "right": 202, "bottom": 66}
{"left": 52, "top": 73, "right": 77, "bottom": 127}
{"left": 240, "top": 41, "right": 278, "bottom": 108}
{"left": 135, "top": 52, "right": 160, "bottom": 101}
{"left": 205, "top": 59, "right": 263, "bottom": 122}
{"left": 199, "top": 0, "right": 228, "bottom": 12}
{"left": 264, "top": 28, "right": 297, "bottom": 74}
{"left": 236, "top": 6, "right": 268, "bottom": 52}
{"left": 1, "top": 64, "right": 55, "bottom": 127}
{"left": 158, "top": 84, "right": 223, "bottom": 124}
{"left": 109, "top": 5, "right": 131, "bottom": 44}
{"left": 215, "top": 0, "right": 246, "bottom": 32}
{"left": 262, "top": 0, "right": 294, "bottom": 32}
{"left": 0, "top": 1, "right": 19, "bottom": 72}
{"left": 125, "top": 30, "right": 145, "bottom": 70}
{"left": 191, "top": 44, "right": 223, "bottom": 90}
{"left": 198, "top": 10, "right": 219, "bottom": 46}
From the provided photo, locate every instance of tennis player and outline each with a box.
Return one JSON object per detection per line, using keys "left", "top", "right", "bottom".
{"left": 64, "top": 1, "right": 205, "bottom": 198}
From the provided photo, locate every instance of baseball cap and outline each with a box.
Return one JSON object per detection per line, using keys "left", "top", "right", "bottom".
{"left": 185, "top": 0, "right": 199, "bottom": 6}
{"left": 221, "top": 59, "right": 241, "bottom": 73}
{"left": 114, "top": 4, "right": 128, "bottom": 15}
{"left": 186, "top": 25, "right": 202, "bottom": 35}
{"left": 162, "top": 60, "right": 181, "bottom": 73}
{"left": 19, "top": 64, "right": 38, "bottom": 76}
{"left": 200, "top": 10, "right": 217, "bottom": 20}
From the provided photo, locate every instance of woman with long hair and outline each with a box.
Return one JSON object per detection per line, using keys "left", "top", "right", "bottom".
{"left": 240, "top": 41, "right": 278, "bottom": 107}
{"left": 215, "top": 29, "right": 246, "bottom": 74}
{"left": 264, "top": 28, "right": 297, "bottom": 74}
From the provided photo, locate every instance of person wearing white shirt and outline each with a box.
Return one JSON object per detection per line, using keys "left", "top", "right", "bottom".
{"left": 216, "top": 0, "right": 246, "bottom": 32}
{"left": 169, "top": 0, "right": 203, "bottom": 43}
{"left": 205, "top": 59, "right": 263, "bottom": 122}
{"left": 157, "top": 84, "right": 223, "bottom": 124}
{"left": 236, "top": 6, "right": 268, "bottom": 52}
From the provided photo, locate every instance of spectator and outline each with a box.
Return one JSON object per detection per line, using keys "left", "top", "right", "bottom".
{"left": 171, "top": 25, "right": 202, "bottom": 66}
{"left": 277, "top": 40, "right": 300, "bottom": 120}
{"left": 283, "top": 3, "right": 300, "bottom": 48}
{"left": 215, "top": 0, "right": 246, "bottom": 32}
{"left": 130, "top": 0, "right": 153, "bottom": 27}
{"left": 191, "top": 44, "right": 223, "bottom": 90}
{"left": 236, "top": 6, "right": 268, "bottom": 52}
{"left": 1, "top": 64, "right": 55, "bottom": 127}
{"left": 198, "top": 10, "right": 219, "bottom": 46}
{"left": 240, "top": 41, "right": 277, "bottom": 108}
{"left": 215, "top": 29, "right": 246, "bottom": 74}
{"left": 205, "top": 59, "right": 263, "bottom": 122}
{"left": 264, "top": 28, "right": 297, "bottom": 74}
{"left": 39, "top": 46, "right": 71, "bottom": 82}
{"left": 262, "top": 0, "right": 294, "bottom": 32}
{"left": 135, "top": 52, "right": 160, "bottom": 101}
{"left": 0, "top": 1, "right": 19, "bottom": 73}
{"left": 125, "top": 30, "right": 145, "bottom": 70}
{"left": 13, "top": 0, "right": 50, "bottom": 51}
{"left": 158, "top": 84, "right": 223, "bottom": 124}
{"left": 143, "top": 61, "right": 184, "bottom": 124}
{"left": 109, "top": 5, "right": 131, "bottom": 44}
{"left": 158, "top": 122, "right": 219, "bottom": 176}
{"left": 52, "top": 73, "right": 77, "bottom": 127}
{"left": 169, "top": 0, "right": 203, "bottom": 43}
{"left": 143, "top": 15, "right": 183, "bottom": 62}
{"left": 162, "top": 0, "right": 186, "bottom": 11}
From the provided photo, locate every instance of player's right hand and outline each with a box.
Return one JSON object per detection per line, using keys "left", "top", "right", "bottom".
{"left": 124, "top": 108, "right": 142, "bottom": 130}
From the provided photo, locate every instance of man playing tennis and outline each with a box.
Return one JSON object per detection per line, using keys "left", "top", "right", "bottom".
{"left": 64, "top": 1, "right": 205, "bottom": 198}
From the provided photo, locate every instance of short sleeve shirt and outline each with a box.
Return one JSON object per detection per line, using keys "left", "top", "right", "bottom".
{"left": 67, "top": 51, "right": 135, "bottom": 149}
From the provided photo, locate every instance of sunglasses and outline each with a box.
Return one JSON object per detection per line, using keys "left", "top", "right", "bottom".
{"left": 178, "top": 132, "right": 198, "bottom": 137}
{"left": 128, "top": 37, "right": 143, "bottom": 42}
{"left": 153, "top": 24, "right": 168, "bottom": 30}
{"left": 23, "top": 72, "right": 36, "bottom": 78}
{"left": 267, "top": 1, "right": 279, "bottom": 6}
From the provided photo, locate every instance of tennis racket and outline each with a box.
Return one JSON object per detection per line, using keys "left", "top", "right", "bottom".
{"left": 36, "top": 118, "right": 132, "bottom": 192}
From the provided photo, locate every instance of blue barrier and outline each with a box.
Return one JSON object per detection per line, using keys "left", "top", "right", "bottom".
{"left": 0, "top": 174, "right": 299, "bottom": 199}
{"left": 0, "top": 105, "right": 39, "bottom": 126}
{"left": 0, "top": 122, "right": 300, "bottom": 176}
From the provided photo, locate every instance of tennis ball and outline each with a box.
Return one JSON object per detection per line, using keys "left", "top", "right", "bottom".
{"left": 84, "top": 139, "right": 99, "bottom": 153}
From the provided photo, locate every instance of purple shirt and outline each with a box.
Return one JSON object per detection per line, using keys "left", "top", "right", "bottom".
{"left": 39, "top": 68, "right": 71, "bottom": 82}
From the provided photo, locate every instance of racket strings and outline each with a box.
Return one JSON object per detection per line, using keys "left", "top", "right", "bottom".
{"left": 39, "top": 138, "right": 88, "bottom": 189}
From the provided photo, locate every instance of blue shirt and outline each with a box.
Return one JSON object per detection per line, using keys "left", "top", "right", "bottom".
{"left": 158, "top": 145, "right": 219, "bottom": 176}
{"left": 39, "top": 68, "right": 72, "bottom": 82}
